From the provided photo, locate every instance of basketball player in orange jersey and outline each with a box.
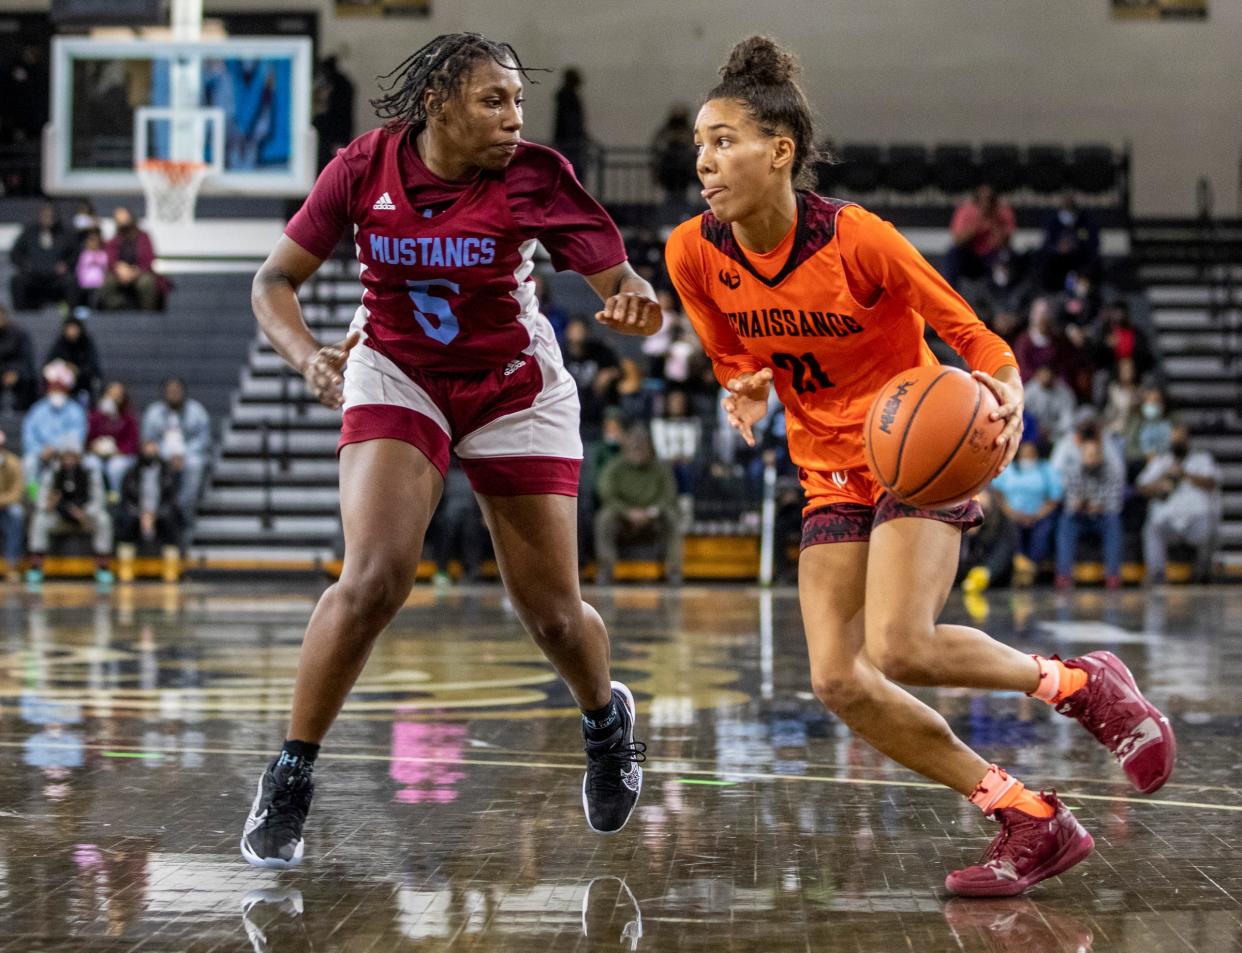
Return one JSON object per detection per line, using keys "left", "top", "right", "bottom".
{"left": 666, "top": 36, "right": 1176, "bottom": 897}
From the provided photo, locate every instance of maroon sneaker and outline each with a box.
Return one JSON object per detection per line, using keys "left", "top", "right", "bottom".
{"left": 945, "top": 793, "right": 1094, "bottom": 897}
{"left": 1057, "top": 651, "right": 1176, "bottom": 794}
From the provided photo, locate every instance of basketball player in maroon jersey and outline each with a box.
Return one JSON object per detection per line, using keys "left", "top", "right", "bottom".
{"left": 241, "top": 34, "right": 657, "bottom": 867}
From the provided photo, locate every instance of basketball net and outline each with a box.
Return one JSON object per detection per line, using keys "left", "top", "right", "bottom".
{"left": 138, "top": 158, "right": 208, "bottom": 226}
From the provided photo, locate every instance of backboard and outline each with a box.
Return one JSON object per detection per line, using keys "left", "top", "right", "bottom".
{"left": 44, "top": 36, "right": 316, "bottom": 196}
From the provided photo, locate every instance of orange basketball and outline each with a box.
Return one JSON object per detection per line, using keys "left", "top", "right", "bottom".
{"left": 863, "top": 365, "right": 1006, "bottom": 509}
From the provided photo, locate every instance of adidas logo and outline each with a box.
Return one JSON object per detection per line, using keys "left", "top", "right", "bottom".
{"left": 372, "top": 192, "right": 396, "bottom": 211}
{"left": 504, "top": 359, "right": 526, "bottom": 376}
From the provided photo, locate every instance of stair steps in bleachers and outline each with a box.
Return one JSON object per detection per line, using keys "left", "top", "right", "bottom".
{"left": 191, "top": 260, "right": 356, "bottom": 564}
{"left": 1132, "top": 217, "right": 1242, "bottom": 574}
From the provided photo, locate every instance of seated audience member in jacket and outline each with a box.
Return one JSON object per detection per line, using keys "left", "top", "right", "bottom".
{"left": 1136, "top": 425, "right": 1221, "bottom": 583}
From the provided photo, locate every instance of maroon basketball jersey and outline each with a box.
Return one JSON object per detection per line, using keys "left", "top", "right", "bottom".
{"left": 287, "top": 128, "right": 625, "bottom": 375}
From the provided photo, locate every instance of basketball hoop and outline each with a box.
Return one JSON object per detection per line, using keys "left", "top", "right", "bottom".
{"left": 138, "top": 158, "right": 209, "bottom": 226}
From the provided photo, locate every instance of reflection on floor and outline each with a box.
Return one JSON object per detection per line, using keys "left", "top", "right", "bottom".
{"left": 0, "top": 581, "right": 1239, "bottom": 952}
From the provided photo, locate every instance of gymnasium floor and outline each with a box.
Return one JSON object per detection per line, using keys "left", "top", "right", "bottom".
{"left": 0, "top": 581, "right": 1238, "bottom": 952}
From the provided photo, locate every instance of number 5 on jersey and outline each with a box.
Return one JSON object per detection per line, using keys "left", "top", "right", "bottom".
{"left": 407, "top": 279, "right": 461, "bottom": 345}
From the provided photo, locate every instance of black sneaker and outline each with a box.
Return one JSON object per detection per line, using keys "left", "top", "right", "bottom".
{"left": 582, "top": 681, "right": 646, "bottom": 834}
{"left": 240, "top": 756, "right": 314, "bottom": 868}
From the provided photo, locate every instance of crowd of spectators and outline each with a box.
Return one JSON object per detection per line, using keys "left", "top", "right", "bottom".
{"left": 0, "top": 305, "right": 210, "bottom": 585}
{"left": 942, "top": 184, "right": 1221, "bottom": 589}
{"left": 9, "top": 202, "right": 166, "bottom": 317}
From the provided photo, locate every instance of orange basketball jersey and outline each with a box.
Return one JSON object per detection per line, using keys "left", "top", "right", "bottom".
{"left": 665, "top": 194, "right": 1017, "bottom": 480}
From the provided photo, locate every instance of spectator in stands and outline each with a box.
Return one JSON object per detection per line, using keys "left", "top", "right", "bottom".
{"left": 594, "top": 423, "right": 682, "bottom": 585}
{"left": 70, "top": 199, "right": 100, "bottom": 246}
{"left": 945, "top": 183, "right": 1015, "bottom": 288}
{"left": 1129, "top": 384, "right": 1176, "bottom": 464}
{"left": 958, "top": 488, "right": 1019, "bottom": 594}
{"left": 88, "top": 380, "right": 140, "bottom": 494}
{"left": 651, "top": 104, "right": 697, "bottom": 206}
{"left": 562, "top": 316, "right": 622, "bottom": 441}
{"left": 553, "top": 66, "right": 588, "bottom": 177}
{"left": 312, "top": 55, "right": 356, "bottom": 171}
{"left": 142, "top": 377, "right": 211, "bottom": 528}
{"left": 0, "top": 304, "right": 37, "bottom": 412}
{"left": 9, "top": 202, "right": 74, "bottom": 311}
{"left": 427, "top": 463, "right": 486, "bottom": 586}
{"left": 0, "top": 430, "right": 24, "bottom": 581}
{"left": 44, "top": 316, "right": 102, "bottom": 406}
{"left": 650, "top": 388, "right": 701, "bottom": 496}
{"left": 72, "top": 229, "right": 109, "bottom": 316}
{"left": 1039, "top": 193, "right": 1100, "bottom": 293}
{"left": 1013, "top": 298, "right": 1067, "bottom": 382}
{"left": 26, "top": 437, "right": 113, "bottom": 587}
{"left": 532, "top": 271, "right": 569, "bottom": 342}
{"left": 100, "top": 208, "right": 163, "bottom": 312}
{"left": 993, "top": 439, "right": 1063, "bottom": 586}
{"left": 115, "top": 439, "right": 182, "bottom": 583}
{"left": 1095, "top": 299, "right": 1154, "bottom": 384}
{"left": 1137, "top": 424, "right": 1220, "bottom": 584}
{"left": 1101, "top": 356, "right": 1140, "bottom": 443}
{"left": 1056, "top": 434, "right": 1125, "bottom": 590}
{"left": 22, "top": 361, "right": 87, "bottom": 482}
{"left": 1023, "top": 364, "right": 1076, "bottom": 443}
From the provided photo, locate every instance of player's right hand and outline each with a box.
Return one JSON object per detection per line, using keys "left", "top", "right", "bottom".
{"left": 301, "top": 330, "right": 360, "bottom": 409}
{"left": 723, "top": 369, "right": 773, "bottom": 448}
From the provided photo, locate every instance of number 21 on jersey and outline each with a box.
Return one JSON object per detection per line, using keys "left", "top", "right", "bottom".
{"left": 407, "top": 279, "right": 461, "bottom": 345}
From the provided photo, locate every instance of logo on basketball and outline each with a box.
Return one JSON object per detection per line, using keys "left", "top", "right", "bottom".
{"left": 878, "top": 380, "right": 915, "bottom": 435}
{"left": 718, "top": 268, "right": 741, "bottom": 290}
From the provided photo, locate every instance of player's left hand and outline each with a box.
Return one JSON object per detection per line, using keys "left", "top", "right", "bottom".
{"left": 595, "top": 293, "right": 662, "bottom": 336}
{"left": 973, "top": 369, "right": 1024, "bottom": 475}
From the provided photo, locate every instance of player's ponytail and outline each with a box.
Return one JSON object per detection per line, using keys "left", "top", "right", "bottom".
{"left": 708, "top": 36, "right": 821, "bottom": 190}
{"left": 370, "top": 33, "right": 542, "bottom": 134}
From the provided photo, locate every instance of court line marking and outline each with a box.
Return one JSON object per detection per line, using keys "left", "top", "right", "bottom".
{"left": 3, "top": 740, "right": 1237, "bottom": 815}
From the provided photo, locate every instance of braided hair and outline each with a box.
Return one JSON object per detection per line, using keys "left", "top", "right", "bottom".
{"left": 707, "top": 36, "right": 822, "bottom": 190}
{"left": 370, "top": 33, "right": 543, "bottom": 134}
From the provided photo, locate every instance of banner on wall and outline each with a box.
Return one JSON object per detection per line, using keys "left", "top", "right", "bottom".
{"left": 1111, "top": 0, "right": 1207, "bottom": 19}
{"left": 336, "top": 0, "right": 431, "bottom": 17}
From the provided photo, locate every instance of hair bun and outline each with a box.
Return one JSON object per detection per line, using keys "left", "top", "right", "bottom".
{"left": 720, "top": 36, "right": 797, "bottom": 85}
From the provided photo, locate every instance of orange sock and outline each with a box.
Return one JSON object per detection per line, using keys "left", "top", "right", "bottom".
{"left": 968, "top": 764, "right": 1056, "bottom": 818}
{"left": 1029, "top": 655, "right": 1089, "bottom": 704}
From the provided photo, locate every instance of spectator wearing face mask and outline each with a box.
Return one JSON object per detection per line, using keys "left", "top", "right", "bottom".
{"left": 44, "top": 316, "right": 103, "bottom": 406}
{"left": 87, "top": 380, "right": 140, "bottom": 493}
{"left": 21, "top": 361, "right": 88, "bottom": 483}
{"left": 115, "top": 439, "right": 182, "bottom": 583}
{"left": 1039, "top": 193, "right": 1100, "bottom": 293}
{"left": 1013, "top": 298, "right": 1068, "bottom": 383}
{"left": 1022, "top": 364, "right": 1076, "bottom": 443}
{"left": 100, "top": 207, "right": 167, "bottom": 311}
{"left": 1056, "top": 435, "right": 1126, "bottom": 590}
{"left": 1137, "top": 425, "right": 1221, "bottom": 583}
{"left": 991, "top": 439, "right": 1063, "bottom": 585}
{"left": 26, "top": 437, "right": 113, "bottom": 587}
{"left": 1127, "top": 385, "right": 1175, "bottom": 464}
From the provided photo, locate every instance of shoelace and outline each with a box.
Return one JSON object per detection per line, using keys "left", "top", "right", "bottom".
{"left": 1065, "top": 685, "right": 1138, "bottom": 755}
{"left": 266, "top": 775, "right": 312, "bottom": 842}
{"left": 585, "top": 741, "right": 648, "bottom": 797}
{"left": 982, "top": 806, "right": 1053, "bottom": 868}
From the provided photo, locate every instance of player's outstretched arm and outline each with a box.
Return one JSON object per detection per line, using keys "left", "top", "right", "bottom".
{"left": 252, "top": 235, "right": 358, "bottom": 409}
{"left": 584, "top": 262, "right": 662, "bottom": 337}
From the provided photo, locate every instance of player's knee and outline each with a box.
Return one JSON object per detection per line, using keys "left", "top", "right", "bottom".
{"left": 810, "top": 670, "right": 868, "bottom": 717}
{"left": 529, "top": 605, "right": 580, "bottom": 649}
{"left": 337, "top": 564, "right": 411, "bottom": 621}
{"left": 868, "top": 621, "right": 936, "bottom": 684}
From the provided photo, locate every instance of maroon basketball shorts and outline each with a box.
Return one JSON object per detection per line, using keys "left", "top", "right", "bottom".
{"left": 339, "top": 323, "right": 582, "bottom": 497}
{"left": 799, "top": 466, "right": 983, "bottom": 549}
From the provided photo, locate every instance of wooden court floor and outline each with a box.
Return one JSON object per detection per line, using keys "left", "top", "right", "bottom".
{"left": 0, "top": 580, "right": 1238, "bottom": 952}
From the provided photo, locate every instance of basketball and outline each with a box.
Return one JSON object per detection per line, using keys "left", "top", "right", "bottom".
{"left": 863, "top": 365, "right": 1006, "bottom": 509}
